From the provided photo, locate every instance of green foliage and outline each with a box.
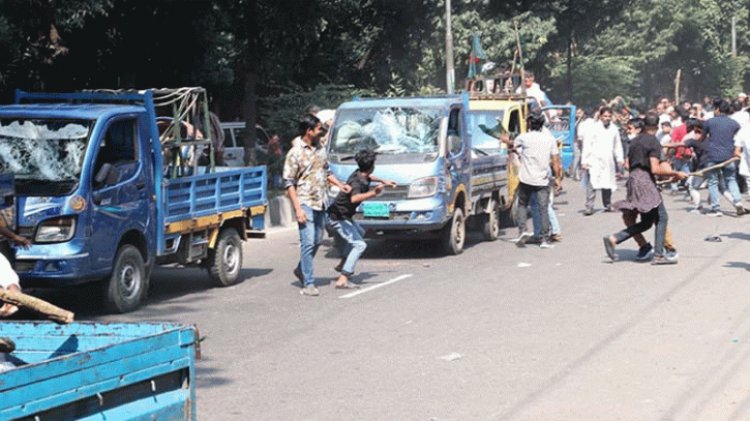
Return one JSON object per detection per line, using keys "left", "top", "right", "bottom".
{"left": 258, "top": 84, "right": 375, "bottom": 145}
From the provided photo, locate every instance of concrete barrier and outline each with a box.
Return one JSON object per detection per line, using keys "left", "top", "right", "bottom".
{"left": 268, "top": 195, "right": 295, "bottom": 227}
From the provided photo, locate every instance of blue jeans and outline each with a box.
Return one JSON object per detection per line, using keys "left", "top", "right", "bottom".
{"left": 296, "top": 205, "right": 327, "bottom": 286}
{"left": 328, "top": 218, "right": 366, "bottom": 276}
{"left": 531, "top": 188, "right": 560, "bottom": 237}
{"left": 705, "top": 161, "right": 741, "bottom": 211}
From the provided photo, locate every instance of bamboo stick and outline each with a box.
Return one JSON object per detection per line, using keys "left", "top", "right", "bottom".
{"left": 0, "top": 289, "right": 74, "bottom": 324}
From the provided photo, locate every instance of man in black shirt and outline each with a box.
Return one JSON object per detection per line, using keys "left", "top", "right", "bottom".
{"left": 327, "top": 150, "right": 390, "bottom": 289}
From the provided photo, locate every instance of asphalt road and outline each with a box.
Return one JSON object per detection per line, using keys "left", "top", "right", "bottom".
{"left": 38, "top": 179, "right": 750, "bottom": 420}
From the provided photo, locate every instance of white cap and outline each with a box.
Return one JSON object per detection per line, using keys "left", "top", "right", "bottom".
{"left": 739, "top": 92, "right": 747, "bottom": 98}
{"left": 659, "top": 115, "right": 671, "bottom": 125}
{"left": 316, "top": 109, "right": 336, "bottom": 125}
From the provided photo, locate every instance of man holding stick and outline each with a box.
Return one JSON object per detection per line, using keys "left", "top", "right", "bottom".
{"left": 0, "top": 220, "right": 30, "bottom": 317}
{"left": 702, "top": 100, "right": 745, "bottom": 216}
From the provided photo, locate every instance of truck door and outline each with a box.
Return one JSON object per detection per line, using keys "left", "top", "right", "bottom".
{"left": 447, "top": 107, "right": 471, "bottom": 204}
{"left": 542, "top": 105, "right": 576, "bottom": 171}
{"left": 89, "top": 115, "right": 152, "bottom": 271}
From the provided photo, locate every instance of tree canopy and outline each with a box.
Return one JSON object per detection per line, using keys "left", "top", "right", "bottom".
{"left": 0, "top": 0, "right": 748, "bottom": 153}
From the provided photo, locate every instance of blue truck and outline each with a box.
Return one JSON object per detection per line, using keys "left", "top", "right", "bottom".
{"left": 0, "top": 88, "right": 267, "bottom": 312}
{"left": 0, "top": 321, "right": 199, "bottom": 420}
{"left": 327, "top": 93, "right": 511, "bottom": 255}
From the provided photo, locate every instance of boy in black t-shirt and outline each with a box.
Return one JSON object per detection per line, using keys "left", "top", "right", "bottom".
{"left": 327, "top": 150, "right": 392, "bottom": 289}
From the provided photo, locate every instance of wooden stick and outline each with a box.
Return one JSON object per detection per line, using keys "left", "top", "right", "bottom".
{"left": 656, "top": 157, "right": 740, "bottom": 185}
{"left": 0, "top": 289, "right": 74, "bottom": 324}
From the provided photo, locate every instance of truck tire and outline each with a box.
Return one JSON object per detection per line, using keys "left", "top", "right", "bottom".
{"left": 481, "top": 198, "right": 500, "bottom": 241}
{"left": 499, "top": 196, "right": 518, "bottom": 228}
{"left": 207, "top": 227, "right": 243, "bottom": 287}
{"left": 103, "top": 244, "right": 147, "bottom": 313}
{"left": 441, "top": 208, "right": 465, "bottom": 255}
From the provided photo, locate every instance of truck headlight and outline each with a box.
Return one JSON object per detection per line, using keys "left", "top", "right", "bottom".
{"left": 408, "top": 176, "right": 438, "bottom": 199}
{"left": 35, "top": 217, "right": 76, "bottom": 243}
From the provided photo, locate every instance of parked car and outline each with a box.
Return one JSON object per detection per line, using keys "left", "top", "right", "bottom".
{"left": 220, "top": 122, "right": 271, "bottom": 166}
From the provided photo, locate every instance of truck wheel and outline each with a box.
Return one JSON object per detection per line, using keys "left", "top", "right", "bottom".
{"left": 441, "top": 208, "right": 465, "bottom": 255}
{"left": 499, "top": 196, "right": 518, "bottom": 228}
{"left": 103, "top": 244, "right": 147, "bottom": 313}
{"left": 207, "top": 228, "right": 243, "bottom": 287}
{"left": 481, "top": 198, "right": 500, "bottom": 241}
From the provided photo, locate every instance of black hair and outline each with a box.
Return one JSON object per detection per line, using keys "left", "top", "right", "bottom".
{"left": 732, "top": 100, "right": 743, "bottom": 114}
{"left": 643, "top": 113, "right": 660, "bottom": 128}
{"left": 599, "top": 106, "right": 613, "bottom": 115}
{"left": 676, "top": 107, "right": 689, "bottom": 120}
{"left": 629, "top": 118, "right": 645, "bottom": 131}
{"left": 686, "top": 118, "right": 703, "bottom": 132}
{"left": 713, "top": 97, "right": 724, "bottom": 109}
{"left": 298, "top": 114, "right": 321, "bottom": 136}
{"left": 718, "top": 100, "right": 731, "bottom": 115}
{"left": 305, "top": 104, "right": 321, "bottom": 115}
{"left": 355, "top": 149, "right": 377, "bottom": 172}
{"left": 527, "top": 111, "right": 545, "bottom": 131}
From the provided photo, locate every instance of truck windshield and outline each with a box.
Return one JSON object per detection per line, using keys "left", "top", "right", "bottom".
{"left": 329, "top": 107, "right": 441, "bottom": 157}
{"left": 0, "top": 119, "right": 91, "bottom": 195}
{"left": 468, "top": 110, "right": 506, "bottom": 154}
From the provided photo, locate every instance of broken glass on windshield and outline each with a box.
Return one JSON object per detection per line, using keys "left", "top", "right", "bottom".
{"left": 329, "top": 107, "right": 441, "bottom": 157}
{"left": 0, "top": 119, "right": 90, "bottom": 183}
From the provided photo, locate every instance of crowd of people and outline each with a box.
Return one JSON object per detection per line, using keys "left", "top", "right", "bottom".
{"left": 559, "top": 93, "right": 750, "bottom": 264}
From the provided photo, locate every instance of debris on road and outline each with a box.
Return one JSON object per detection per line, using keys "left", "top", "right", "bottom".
{"left": 439, "top": 352, "right": 463, "bottom": 362}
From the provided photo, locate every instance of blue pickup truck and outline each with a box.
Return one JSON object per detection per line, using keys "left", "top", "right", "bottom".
{"left": 327, "top": 94, "right": 510, "bottom": 255}
{"left": 0, "top": 89, "right": 267, "bottom": 312}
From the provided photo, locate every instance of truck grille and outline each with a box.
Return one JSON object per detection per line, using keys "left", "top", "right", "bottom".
{"left": 377, "top": 185, "right": 409, "bottom": 201}
{"left": 14, "top": 260, "right": 37, "bottom": 273}
{"left": 17, "top": 226, "right": 34, "bottom": 238}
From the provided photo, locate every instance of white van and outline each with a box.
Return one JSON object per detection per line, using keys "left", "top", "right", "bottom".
{"left": 220, "top": 122, "right": 271, "bottom": 166}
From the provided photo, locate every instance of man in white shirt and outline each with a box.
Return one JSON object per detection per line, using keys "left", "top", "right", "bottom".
{"left": 516, "top": 72, "right": 549, "bottom": 107}
{"left": 581, "top": 106, "right": 624, "bottom": 215}
{"left": 0, "top": 220, "right": 31, "bottom": 317}
{"left": 504, "top": 111, "right": 562, "bottom": 248}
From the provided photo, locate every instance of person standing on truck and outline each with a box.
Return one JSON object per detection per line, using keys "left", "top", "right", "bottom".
{"left": 327, "top": 150, "right": 394, "bottom": 289}
{"left": 0, "top": 219, "right": 31, "bottom": 317}
{"left": 581, "top": 106, "right": 624, "bottom": 215}
{"left": 505, "top": 111, "right": 562, "bottom": 248}
{"left": 284, "top": 114, "right": 350, "bottom": 297}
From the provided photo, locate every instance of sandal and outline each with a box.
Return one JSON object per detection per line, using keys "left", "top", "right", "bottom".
{"left": 334, "top": 282, "right": 360, "bottom": 290}
{"left": 602, "top": 236, "right": 617, "bottom": 261}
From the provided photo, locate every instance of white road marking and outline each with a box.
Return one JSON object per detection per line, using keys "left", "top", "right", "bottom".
{"left": 339, "top": 274, "right": 413, "bottom": 299}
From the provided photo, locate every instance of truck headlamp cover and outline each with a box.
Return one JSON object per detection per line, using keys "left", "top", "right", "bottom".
{"left": 408, "top": 176, "right": 439, "bottom": 199}
{"left": 35, "top": 217, "right": 76, "bottom": 243}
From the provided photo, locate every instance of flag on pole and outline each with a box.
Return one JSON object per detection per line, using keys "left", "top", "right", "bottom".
{"left": 467, "top": 33, "right": 487, "bottom": 79}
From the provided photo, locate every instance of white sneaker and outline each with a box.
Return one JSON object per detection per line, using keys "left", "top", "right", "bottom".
{"left": 300, "top": 285, "right": 320, "bottom": 296}
{"left": 512, "top": 232, "right": 533, "bottom": 247}
{"left": 539, "top": 241, "right": 554, "bottom": 249}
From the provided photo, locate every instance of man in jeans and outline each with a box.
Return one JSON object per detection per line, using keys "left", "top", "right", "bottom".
{"left": 702, "top": 100, "right": 745, "bottom": 216}
{"left": 506, "top": 111, "right": 562, "bottom": 248}
{"left": 327, "top": 150, "right": 394, "bottom": 289}
{"left": 283, "top": 114, "right": 350, "bottom": 297}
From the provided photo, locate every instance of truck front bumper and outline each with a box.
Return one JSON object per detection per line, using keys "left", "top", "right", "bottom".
{"left": 15, "top": 240, "right": 104, "bottom": 286}
{"left": 355, "top": 196, "right": 451, "bottom": 233}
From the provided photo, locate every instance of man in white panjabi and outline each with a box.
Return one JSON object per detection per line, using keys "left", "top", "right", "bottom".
{"left": 581, "top": 106, "right": 624, "bottom": 215}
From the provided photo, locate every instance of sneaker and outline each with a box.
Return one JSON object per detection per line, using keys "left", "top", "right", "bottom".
{"left": 539, "top": 241, "right": 554, "bottom": 249}
{"left": 603, "top": 205, "right": 615, "bottom": 213}
{"left": 513, "top": 232, "right": 533, "bottom": 247}
{"left": 550, "top": 233, "right": 563, "bottom": 243}
{"left": 705, "top": 210, "right": 723, "bottom": 217}
{"left": 602, "top": 236, "right": 617, "bottom": 261}
{"left": 300, "top": 285, "right": 320, "bottom": 296}
{"left": 688, "top": 206, "right": 703, "bottom": 214}
{"left": 636, "top": 243, "right": 654, "bottom": 261}
{"left": 736, "top": 205, "right": 747, "bottom": 216}
{"left": 583, "top": 208, "right": 594, "bottom": 216}
{"left": 651, "top": 254, "right": 678, "bottom": 265}
{"left": 665, "top": 250, "right": 679, "bottom": 261}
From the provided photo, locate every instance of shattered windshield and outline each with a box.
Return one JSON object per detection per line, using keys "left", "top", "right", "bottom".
{"left": 0, "top": 119, "right": 91, "bottom": 183}
{"left": 329, "top": 107, "right": 441, "bottom": 157}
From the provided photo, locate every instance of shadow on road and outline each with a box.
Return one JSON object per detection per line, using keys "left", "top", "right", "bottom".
{"left": 23, "top": 267, "right": 273, "bottom": 319}
{"left": 723, "top": 261, "right": 750, "bottom": 271}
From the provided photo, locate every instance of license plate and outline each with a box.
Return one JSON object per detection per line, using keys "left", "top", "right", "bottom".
{"left": 362, "top": 202, "right": 390, "bottom": 218}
